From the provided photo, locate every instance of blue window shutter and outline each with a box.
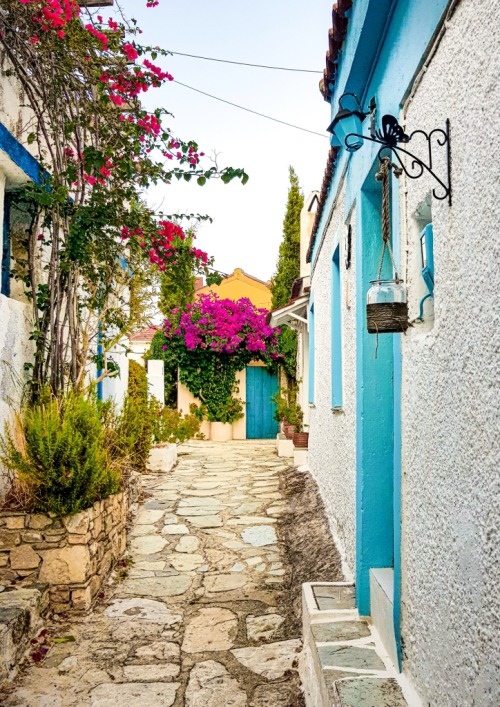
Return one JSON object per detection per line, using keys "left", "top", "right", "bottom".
{"left": 331, "top": 245, "right": 343, "bottom": 408}
{"left": 308, "top": 300, "right": 315, "bottom": 404}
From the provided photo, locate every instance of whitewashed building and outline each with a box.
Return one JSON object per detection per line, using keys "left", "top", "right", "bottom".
{"left": 306, "top": 0, "right": 499, "bottom": 704}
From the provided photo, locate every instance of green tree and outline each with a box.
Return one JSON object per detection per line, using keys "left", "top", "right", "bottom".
{"left": 158, "top": 233, "right": 196, "bottom": 316}
{"left": 271, "top": 167, "right": 304, "bottom": 309}
{"left": 270, "top": 167, "right": 304, "bottom": 384}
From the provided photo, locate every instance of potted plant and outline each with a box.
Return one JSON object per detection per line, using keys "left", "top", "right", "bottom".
{"left": 292, "top": 424, "right": 309, "bottom": 448}
{"left": 209, "top": 396, "right": 244, "bottom": 442}
{"left": 271, "top": 391, "right": 291, "bottom": 437}
{"left": 272, "top": 387, "right": 303, "bottom": 439}
{"left": 285, "top": 391, "right": 303, "bottom": 441}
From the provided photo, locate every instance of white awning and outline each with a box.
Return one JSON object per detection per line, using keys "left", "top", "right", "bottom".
{"left": 269, "top": 294, "right": 309, "bottom": 328}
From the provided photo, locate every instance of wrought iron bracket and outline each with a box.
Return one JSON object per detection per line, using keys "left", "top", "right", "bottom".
{"left": 346, "top": 115, "right": 452, "bottom": 205}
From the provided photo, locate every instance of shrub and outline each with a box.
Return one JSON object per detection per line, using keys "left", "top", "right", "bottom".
{"left": 0, "top": 394, "right": 121, "bottom": 516}
{"left": 117, "top": 360, "right": 153, "bottom": 471}
{"left": 151, "top": 406, "right": 202, "bottom": 444}
{"left": 128, "top": 359, "right": 149, "bottom": 402}
{"left": 206, "top": 394, "right": 244, "bottom": 424}
{"left": 272, "top": 387, "right": 303, "bottom": 430}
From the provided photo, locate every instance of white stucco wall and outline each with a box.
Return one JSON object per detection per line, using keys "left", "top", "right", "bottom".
{"left": 100, "top": 338, "right": 130, "bottom": 413}
{"left": 399, "top": 2, "right": 500, "bottom": 704}
{"left": 147, "top": 359, "right": 164, "bottom": 406}
{"left": 308, "top": 183, "right": 357, "bottom": 580}
{"left": 128, "top": 340, "right": 149, "bottom": 366}
{"left": 300, "top": 192, "right": 318, "bottom": 278}
{"left": 0, "top": 58, "right": 42, "bottom": 499}
{"left": 0, "top": 168, "right": 35, "bottom": 499}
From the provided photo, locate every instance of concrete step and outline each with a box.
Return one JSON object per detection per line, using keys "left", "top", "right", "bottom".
{"left": 299, "top": 582, "right": 408, "bottom": 707}
{"left": 370, "top": 568, "right": 399, "bottom": 669}
{"left": 0, "top": 583, "right": 49, "bottom": 684}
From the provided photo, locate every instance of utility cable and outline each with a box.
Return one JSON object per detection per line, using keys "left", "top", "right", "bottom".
{"left": 169, "top": 50, "right": 322, "bottom": 74}
{"left": 173, "top": 80, "right": 329, "bottom": 139}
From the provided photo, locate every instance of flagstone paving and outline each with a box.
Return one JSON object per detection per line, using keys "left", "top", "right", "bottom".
{"left": 3, "top": 440, "right": 305, "bottom": 706}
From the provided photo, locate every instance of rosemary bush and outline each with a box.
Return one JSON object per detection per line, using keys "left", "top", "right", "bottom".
{"left": 0, "top": 393, "right": 121, "bottom": 516}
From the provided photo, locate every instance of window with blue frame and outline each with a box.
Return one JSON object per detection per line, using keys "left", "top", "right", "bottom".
{"left": 2, "top": 192, "right": 38, "bottom": 300}
{"left": 331, "top": 245, "right": 342, "bottom": 408}
{"left": 308, "top": 299, "right": 315, "bottom": 404}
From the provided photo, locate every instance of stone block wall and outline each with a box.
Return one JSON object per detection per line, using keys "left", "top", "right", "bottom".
{"left": 0, "top": 474, "right": 141, "bottom": 613}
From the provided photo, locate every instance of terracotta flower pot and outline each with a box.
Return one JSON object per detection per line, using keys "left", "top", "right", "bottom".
{"left": 293, "top": 432, "right": 309, "bottom": 448}
{"left": 283, "top": 423, "right": 294, "bottom": 440}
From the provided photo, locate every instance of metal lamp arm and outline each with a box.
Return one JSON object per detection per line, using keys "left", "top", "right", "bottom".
{"left": 345, "top": 116, "right": 451, "bottom": 204}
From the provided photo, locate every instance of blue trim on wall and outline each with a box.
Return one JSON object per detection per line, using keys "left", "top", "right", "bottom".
{"left": 331, "top": 245, "right": 343, "bottom": 408}
{"left": 355, "top": 165, "right": 395, "bottom": 616}
{"left": 308, "top": 297, "right": 315, "bottom": 404}
{"left": 0, "top": 122, "right": 43, "bottom": 184}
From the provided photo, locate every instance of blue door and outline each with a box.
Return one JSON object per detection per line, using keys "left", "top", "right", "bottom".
{"left": 246, "top": 367, "right": 279, "bottom": 439}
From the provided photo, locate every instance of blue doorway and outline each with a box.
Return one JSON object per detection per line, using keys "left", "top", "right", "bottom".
{"left": 356, "top": 161, "right": 403, "bottom": 669}
{"left": 246, "top": 367, "right": 279, "bottom": 439}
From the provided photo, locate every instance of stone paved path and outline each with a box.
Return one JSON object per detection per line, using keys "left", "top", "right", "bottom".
{"left": 5, "top": 440, "right": 304, "bottom": 706}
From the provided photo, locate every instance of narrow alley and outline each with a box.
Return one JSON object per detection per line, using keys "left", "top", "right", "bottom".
{"left": 3, "top": 441, "right": 310, "bottom": 706}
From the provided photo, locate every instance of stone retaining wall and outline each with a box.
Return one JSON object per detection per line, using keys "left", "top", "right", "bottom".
{"left": 0, "top": 473, "right": 141, "bottom": 613}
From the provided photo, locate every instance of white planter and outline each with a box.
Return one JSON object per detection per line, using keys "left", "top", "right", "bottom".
{"left": 147, "top": 443, "right": 177, "bottom": 472}
{"left": 200, "top": 420, "right": 211, "bottom": 440}
{"left": 210, "top": 422, "right": 233, "bottom": 442}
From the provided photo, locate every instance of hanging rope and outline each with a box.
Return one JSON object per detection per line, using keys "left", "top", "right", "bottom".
{"left": 375, "top": 157, "right": 402, "bottom": 281}
{"left": 367, "top": 157, "right": 409, "bottom": 344}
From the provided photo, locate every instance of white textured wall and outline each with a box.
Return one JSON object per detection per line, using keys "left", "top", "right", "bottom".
{"left": 0, "top": 58, "right": 39, "bottom": 499}
{"left": 300, "top": 192, "right": 318, "bottom": 278}
{"left": 0, "top": 292, "right": 34, "bottom": 498}
{"left": 399, "top": 2, "right": 500, "bottom": 704}
{"left": 308, "top": 183, "right": 357, "bottom": 580}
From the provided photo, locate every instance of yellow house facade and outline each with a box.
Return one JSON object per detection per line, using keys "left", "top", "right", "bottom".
{"left": 195, "top": 268, "right": 272, "bottom": 310}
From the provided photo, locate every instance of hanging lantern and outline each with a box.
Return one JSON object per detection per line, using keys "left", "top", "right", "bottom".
{"left": 327, "top": 93, "right": 367, "bottom": 152}
{"left": 367, "top": 278, "right": 408, "bottom": 333}
{"left": 366, "top": 158, "right": 410, "bottom": 334}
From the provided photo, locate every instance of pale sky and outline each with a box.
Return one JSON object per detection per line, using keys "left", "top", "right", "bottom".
{"left": 117, "top": 0, "right": 333, "bottom": 281}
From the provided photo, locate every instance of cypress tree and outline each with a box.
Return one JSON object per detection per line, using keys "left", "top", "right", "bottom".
{"left": 270, "top": 167, "right": 304, "bottom": 385}
{"left": 271, "top": 166, "right": 304, "bottom": 309}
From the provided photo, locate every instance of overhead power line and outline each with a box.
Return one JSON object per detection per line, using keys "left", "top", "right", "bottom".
{"left": 169, "top": 50, "right": 323, "bottom": 74}
{"left": 173, "top": 80, "right": 329, "bottom": 139}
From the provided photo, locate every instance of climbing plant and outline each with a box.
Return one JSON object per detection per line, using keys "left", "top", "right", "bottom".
{"left": 159, "top": 294, "right": 281, "bottom": 423}
{"left": 0, "top": 0, "right": 248, "bottom": 402}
